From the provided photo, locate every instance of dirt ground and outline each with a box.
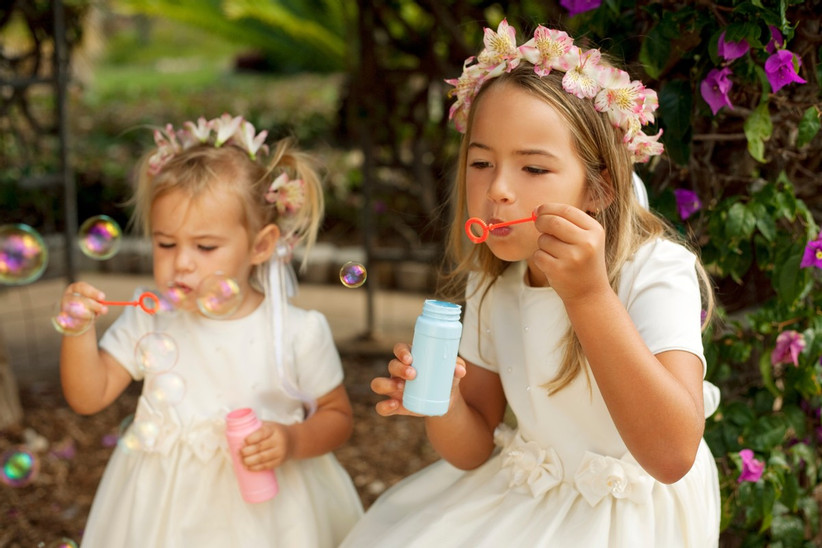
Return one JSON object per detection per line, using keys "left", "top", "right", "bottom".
{"left": 0, "top": 354, "right": 438, "bottom": 547}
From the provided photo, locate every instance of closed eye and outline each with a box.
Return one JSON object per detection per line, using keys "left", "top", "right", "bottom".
{"left": 469, "top": 160, "right": 492, "bottom": 169}
{"left": 198, "top": 245, "right": 217, "bottom": 252}
{"left": 157, "top": 242, "right": 175, "bottom": 249}
{"left": 524, "top": 166, "right": 550, "bottom": 175}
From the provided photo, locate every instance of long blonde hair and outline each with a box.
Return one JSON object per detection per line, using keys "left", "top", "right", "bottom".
{"left": 130, "top": 136, "right": 324, "bottom": 277}
{"left": 442, "top": 63, "right": 713, "bottom": 394}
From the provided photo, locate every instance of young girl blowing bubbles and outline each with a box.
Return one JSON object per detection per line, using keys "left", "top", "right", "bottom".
{"left": 341, "top": 20, "right": 720, "bottom": 547}
{"left": 57, "top": 114, "right": 362, "bottom": 547}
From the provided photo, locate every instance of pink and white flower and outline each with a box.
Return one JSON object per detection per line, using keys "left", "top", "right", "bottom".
{"left": 562, "top": 47, "right": 603, "bottom": 99}
{"left": 476, "top": 19, "right": 521, "bottom": 76}
{"left": 212, "top": 113, "right": 244, "bottom": 147}
{"left": 519, "top": 26, "right": 575, "bottom": 77}
{"left": 235, "top": 120, "right": 269, "bottom": 160}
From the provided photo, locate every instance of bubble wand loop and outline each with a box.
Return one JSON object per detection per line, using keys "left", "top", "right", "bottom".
{"left": 97, "top": 291, "right": 160, "bottom": 315}
{"left": 464, "top": 212, "right": 537, "bottom": 244}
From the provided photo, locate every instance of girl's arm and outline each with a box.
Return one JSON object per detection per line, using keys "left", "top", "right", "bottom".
{"left": 59, "top": 282, "right": 132, "bottom": 415}
{"left": 372, "top": 343, "right": 507, "bottom": 471}
{"left": 241, "top": 384, "right": 354, "bottom": 471}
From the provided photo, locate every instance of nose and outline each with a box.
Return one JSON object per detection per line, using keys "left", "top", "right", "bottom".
{"left": 173, "top": 247, "right": 195, "bottom": 273}
{"left": 487, "top": 171, "right": 514, "bottom": 204}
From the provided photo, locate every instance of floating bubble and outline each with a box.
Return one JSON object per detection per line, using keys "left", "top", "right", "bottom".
{"left": 46, "top": 538, "right": 78, "bottom": 548}
{"left": 78, "top": 215, "right": 122, "bottom": 260}
{"left": 146, "top": 372, "right": 187, "bottom": 407}
{"left": 135, "top": 332, "right": 179, "bottom": 373}
{"left": 157, "top": 286, "right": 188, "bottom": 312}
{"left": 0, "top": 224, "right": 48, "bottom": 285}
{"left": 340, "top": 261, "right": 367, "bottom": 288}
{"left": 118, "top": 418, "right": 161, "bottom": 452}
{"left": 1, "top": 448, "right": 38, "bottom": 487}
{"left": 196, "top": 273, "right": 242, "bottom": 319}
{"left": 51, "top": 293, "right": 95, "bottom": 336}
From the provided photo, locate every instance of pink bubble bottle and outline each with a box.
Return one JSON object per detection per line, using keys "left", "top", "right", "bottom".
{"left": 225, "top": 408, "right": 279, "bottom": 503}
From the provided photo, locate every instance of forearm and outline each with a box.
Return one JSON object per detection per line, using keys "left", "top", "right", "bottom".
{"left": 284, "top": 407, "right": 353, "bottom": 460}
{"left": 565, "top": 288, "right": 704, "bottom": 482}
{"left": 425, "top": 391, "right": 497, "bottom": 470}
{"left": 60, "top": 331, "right": 125, "bottom": 415}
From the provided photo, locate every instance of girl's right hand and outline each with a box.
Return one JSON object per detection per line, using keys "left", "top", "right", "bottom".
{"left": 371, "top": 342, "right": 467, "bottom": 417}
{"left": 58, "top": 281, "right": 109, "bottom": 323}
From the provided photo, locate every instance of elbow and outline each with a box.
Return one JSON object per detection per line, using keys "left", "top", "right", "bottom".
{"left": 649, "top": 445, "right": 699, "bottom": 485}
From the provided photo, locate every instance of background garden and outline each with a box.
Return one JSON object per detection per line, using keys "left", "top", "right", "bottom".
{"left": 1, "top": 0, "right": 821, "bottom": 546}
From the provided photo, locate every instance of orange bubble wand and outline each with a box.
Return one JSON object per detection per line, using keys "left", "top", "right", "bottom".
{"left": 97, "top": 291, "right": 160, "bottom": 315}
{"left": 464, "top": 212, "right": 537, "bottom": 243}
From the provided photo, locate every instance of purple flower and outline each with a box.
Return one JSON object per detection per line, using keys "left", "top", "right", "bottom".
{"left": 765, "top": 50, "right": 806, "bottom": 93}
{"left": 800, "top": 232, "right": 822, "bottom": 269}
{"left": 700, "top": 67, "right": 734, "bottom": 115}
{"left": 717, "top": 32, "right": 750, "bottom": 61}
{"left": 673, "top": 189, "right": 702, "bottom": 220}
{"left": 766, "top": 26, "right": 784, "bottom": 54}
{"left": 738, "top": 449, "right": 764, "bottom": 483}
{"left": 771, "top": 330, "right": 806, "bottom": 367}
{"left": 559, "top": 0, "right": 602, "bottom": 17}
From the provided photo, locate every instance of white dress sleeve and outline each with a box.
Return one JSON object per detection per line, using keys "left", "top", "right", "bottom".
{"left": 618, "top": 239, "right": 708, "bottom": 376}
{"left": 292, "top": 308, "right": 345, "bottom": 399}
{"left": 99, "top": 287, "right": 155, "bottom": 381}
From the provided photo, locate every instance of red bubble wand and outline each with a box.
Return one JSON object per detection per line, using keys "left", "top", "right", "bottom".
{"left": 97, "top": 291, "right": 160, "bottom": 315}
{"left": 464, "top": 212, "right": 537, "bottom": 244}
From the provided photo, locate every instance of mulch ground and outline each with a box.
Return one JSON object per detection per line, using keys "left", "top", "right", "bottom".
{"left": 0, "top": 355, "right": 438, "bottom": 547}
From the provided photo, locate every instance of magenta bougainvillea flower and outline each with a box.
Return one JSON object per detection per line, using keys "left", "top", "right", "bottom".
{"left": 738, "top": 449, "right": 764, "bottom": 483}
{"left": 766, "top": 26, "right": 785, "bottom": 54}
{"left": 717, "top": 32, "right": 750, "bottom": 61}
{"left": 700, "top": 67, "right": 734, "bottom": 115}
{"left": 673, "top": 189, "right": 702, "bottom": 220}
{"left": 771, "top": 330, "right": 806, "bottom": 367}
{"left": 765, "top": 49, "right": 806, "bottom": 93}
{"left": 559, "top": 0, "right": 602, "bottom": 17}
{"left": 800, "top": 232, "right": 822, "bottom": 269}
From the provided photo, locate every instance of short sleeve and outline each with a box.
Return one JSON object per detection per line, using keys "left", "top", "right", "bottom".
{"left": 99, "top": 287, "right": 155, "bottom": 381}
{"left": 619, "top": 240, "right": 707, "bottom": 376}
{"left": 292, "top": 308, "right": 344, "bottom": 399}
{"left": 459, "top": 272, "right": 499, "bottom": 372}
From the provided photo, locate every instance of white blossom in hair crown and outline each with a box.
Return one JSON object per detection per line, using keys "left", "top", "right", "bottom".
{"left": 446, "top": 19, "right": 664, "bottom": 163}
{"left": 147, "top": 114, "right": 305, "bottom": 214}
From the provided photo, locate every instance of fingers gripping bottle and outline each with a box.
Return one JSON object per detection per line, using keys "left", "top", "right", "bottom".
{"left": 402, "top": 300, "right": 463, "bottom": 416}
{"left": 225, "top": 408, "right": 279, "bottom": 503}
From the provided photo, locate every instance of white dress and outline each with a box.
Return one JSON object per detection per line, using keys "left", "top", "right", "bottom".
{"left": 341, "top": 239, "right": 720, "bottom": 547}
{"left": 80, "top": 292, "right": 363, "bottom": 547}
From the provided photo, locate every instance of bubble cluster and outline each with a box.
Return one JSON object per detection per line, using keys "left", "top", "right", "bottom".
{"left": 78, "top": 215, "right": 123, "bottom": 260}
{"left": 1, "top": 448, "right": 38, "bottom": 487}
{"left": 135, "top": 332, "right": 179, "bottom": 373}
{"left": 147, "top": 372, "right": 187, "bottom": 407}
{"left": 197, "top": 273, "right": 243, "bottom": 318}
{"left": 339, "top": 261, "right": 367, "bottom": 288}
{"left": 0, "top": 224, "right": 48, "bottom": 285}
{"left": 51, "top": 293, "right": 95, "bottom": 336}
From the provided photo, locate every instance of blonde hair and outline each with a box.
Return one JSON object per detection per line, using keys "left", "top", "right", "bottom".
{"left": 130, "top": 136, "right": 324, "bottom": 276}
{"left": 442, "top": 63, "right": 714, "bottom": 394}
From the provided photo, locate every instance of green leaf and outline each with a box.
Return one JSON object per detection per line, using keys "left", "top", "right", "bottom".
{"left": 744, "top": 102, "right": 773, "bottom": 163}
{"left": 658, "top": 80, "right": 693, "bottom": 165}
{"left": 748, "top": 415, "right": 787, "bottom": 451}
{"left": 726, "top": 202, "right": 757, "bottom": 239}
{"left": 796, "top": 106, "right": 820, "bottom": 148}
{"left": 774, "top": 251, "right": 809, "bottom": 306}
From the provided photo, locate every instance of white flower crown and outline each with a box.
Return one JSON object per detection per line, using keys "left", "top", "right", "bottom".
{"left": 147, "top": 114, "right": 305, "bottom": 214}
{"left": 446, "top": 19, "right": 664, "bottom": 163}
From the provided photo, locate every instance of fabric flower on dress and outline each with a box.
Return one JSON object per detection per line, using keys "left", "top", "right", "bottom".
{"left": 494, "top": 425, "right": 563, "bottom": 498}
{"left": 800, "top": 232, "right": 822, "bottom": 269}
{"left": 717, "top": 32, "right": 750, "bottom": 61}
{"left": 673, "top": 189, "right": 702, "bottom": 220}
{"left": 184, "top": 418, "right": 229, "bottom": 462}
{"left": 574, "top": 451, "right": 654, "bottom": 507}
{"left": 765, "top": 49, "right": 806, "bottom": 93}
{"left": 700, "top": 67, "right": 734, "bottom": 115}
{"left": 771, "top": 330, "right": 806, "bottom": 367}
{"left": 737, "top": 449, "right": 764, "bottom": 483}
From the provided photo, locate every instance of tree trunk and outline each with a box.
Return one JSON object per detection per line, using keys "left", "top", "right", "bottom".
{"left": 0, "top": 333, "right": 23, "bottom": 428}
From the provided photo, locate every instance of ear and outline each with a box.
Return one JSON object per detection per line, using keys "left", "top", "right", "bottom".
{"left": 250, "top": 224, "right": 280, "bottom": 266}
{"left": 584, "top": 169, "right": 616, "bottom": 212}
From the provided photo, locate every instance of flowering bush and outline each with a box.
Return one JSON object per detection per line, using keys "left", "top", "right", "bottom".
{"left": 555, "top": 1, "right": 821, "bottom": 545}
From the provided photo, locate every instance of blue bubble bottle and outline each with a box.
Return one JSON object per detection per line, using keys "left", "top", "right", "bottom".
{"left": 402, "top": 300, "right": 463, "bottom": 416}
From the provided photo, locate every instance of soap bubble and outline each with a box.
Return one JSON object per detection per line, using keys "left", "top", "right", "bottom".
{"left": 147, "top": 372, "right": 186, "bottom": 407}
{"left": 340, "top": 261, "right": 367, "bottom": 288}
{"left": 78, "top": 215, "right": 122, "bottom": 260}
{"left": 51, "top": 293, "right": 95, "bottom": 336}
{"left": 119, "top": 418, "right": 161, "bottom": 452}
{"left": 1, "top": 448, "right": 38, "bottom": 487}
{"left": 196, "top": 273, "right": 242, "bottom": 319}
{"left": 157, "top": 286, "right": 188, "bottom": 312}
{"left": 45, "top": 538, "right": 78, "bottom": 548}
{"left": 0, "top": 224, "right": 48, "bottom": 285}
{"left": 135, "top": 332, "right": 179, "bottom": 373}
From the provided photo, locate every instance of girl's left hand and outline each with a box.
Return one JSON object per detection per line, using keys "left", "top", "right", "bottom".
{"left": 532, "top": 203, "right": 610, "bottom": 302}
{"left": 240, "top": 421, "right": 291, "bottom": 471}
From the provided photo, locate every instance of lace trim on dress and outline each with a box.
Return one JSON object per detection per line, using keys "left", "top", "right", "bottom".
{"left": 119, "top": 398, "right": 228, "bottom": 462}
{"left": 494, "top": 424, "right": 655, "bottom": 506}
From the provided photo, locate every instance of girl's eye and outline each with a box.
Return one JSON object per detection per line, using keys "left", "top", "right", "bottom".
{"left": 469, "top": 160, "right": 492, "bottom": 169}
{"left": 524, "top": 166, "right": 550, "bottom": 175}
{"left": 198, "top": 245, "right": 217, "bottom": 252}
{"left": 157, "top": 242, "right": 175, "bottom": 249}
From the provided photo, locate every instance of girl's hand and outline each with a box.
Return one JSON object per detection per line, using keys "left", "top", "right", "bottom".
{"left": 58, "top": 281, "right": 109, "bottom": 321}
{"left": 371, "top": 342, "right": 467, "bottom": 417}
{"left": 532, "top": 203, "right": 610, "bottom": 303}
{"left": 241, "top": 421, "right": 291, "bottom": 471}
